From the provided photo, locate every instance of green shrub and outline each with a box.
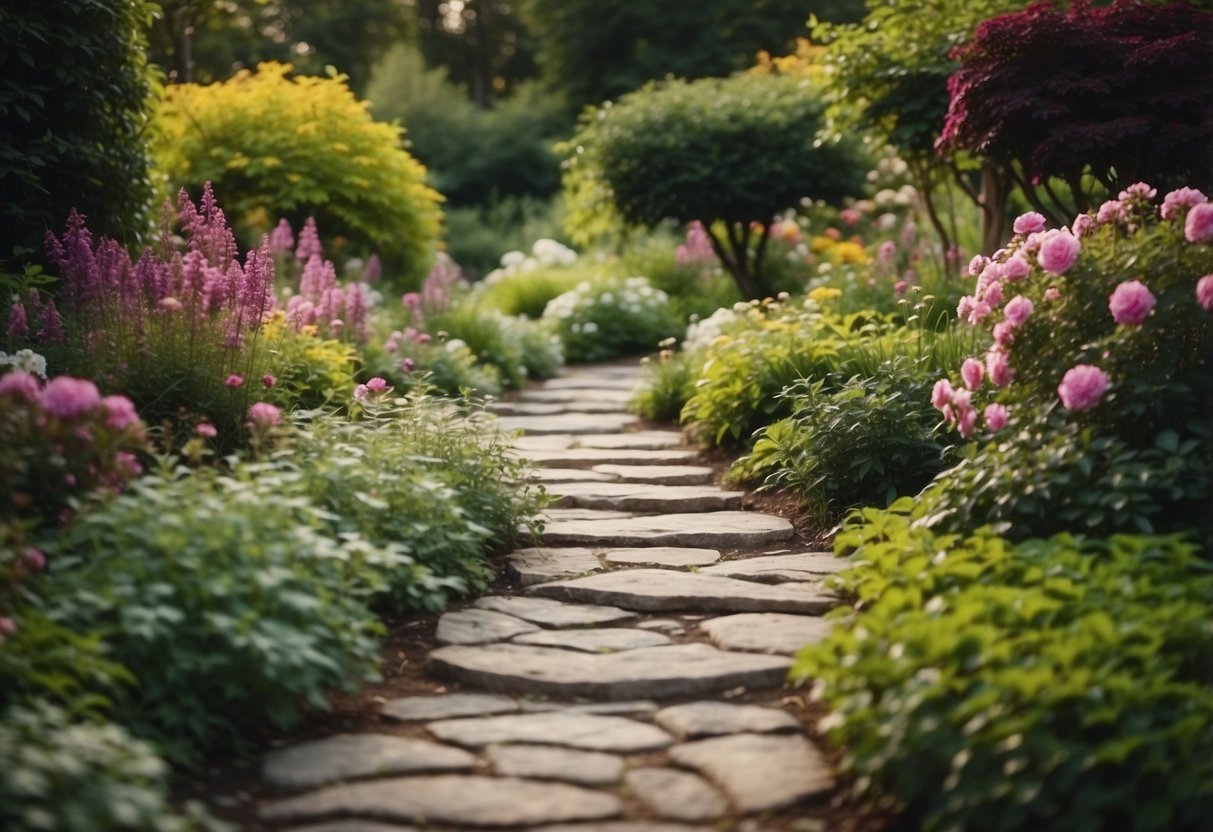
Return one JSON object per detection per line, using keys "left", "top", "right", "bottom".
{"left": 427, "top": 305, "right": 563, "bottom": 390}
{"left": 445, "top": 197, "right": 571, "bottom": 280}
{"left": 0, "top": 1, "right": 157, "bottom": 259}
{"left": 49, "top": 465, "right": 391, "bottom": 762}
{"left": 0, "top": 703, "right": 220, "bottom": 832}
{"left": 475, "top": 265, "right": 587, "bottom": 319}
{"left": 153, "top": 62, "right": 443, "bottom": 284}
{"left": 799, "top": 510, "right": 1213, "bottom": 832}
{"left": 561, "top": 73, "right": 866, "bottom": 298}
{"left": 631, "top": 348, "right": 699, "bottom": 422}
{"left": 619, "top": 230, "right": 743, "bottom": 322}
{"left": 542, "top": 276, "right": 680, "bottom": 362}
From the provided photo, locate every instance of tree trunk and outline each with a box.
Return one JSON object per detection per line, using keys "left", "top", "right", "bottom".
{"left": 704, "top": 224, "right": 757, "bottom": 299}
{"left": 979, "top": 164, "right": 1010, "bottom": 256}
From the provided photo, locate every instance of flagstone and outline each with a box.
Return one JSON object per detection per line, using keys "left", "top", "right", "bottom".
{"left": 261, "top": 735, "right": 474, "bottom": 792}
{"left": 515, "top": 700, "right": 659, "bottom": 717}
{"left": 530, "top": 467, "right": 621, "bottom": 484}
{"left": 540, "top": 511, "right": 793, "bottom": 548}
{"left": 528, "top": 448, "right": 699, "bottom": 469}
{"left": 435, "top": 608, "right": 540, "bottom": 646}
{"left": 591, "top": 464, "right": 714, "bottom": 485}
{"left": 506, "top": 547, "right": 605, "bottom": 586}
{"left": 573, "top": 431, "right": 685, "bottom": 450}
{"left": 653, "top": 701, "right": 799, "bottom": 740}
{"left": 700, "top": 552, "right": 848, "bottom": 584}
{"left": 548, "top": 482, "right": 742, "bottom": 513}
{"left": 496, "top": 413, "right": 640, "bottom": 436}
{"left": 379, "top": 693, "right": 519, "bottom": 723}
{"left": 624, "top": 768, "right": 728, "bottom": 822}
{"left": 474, "top": 595, "right": 634, "bottom": 628}
{"left": 426, "top": 712, "right": 673, "bottom": 753}
{"left": 512, "top": 627, "right": 673, "bottom": 653}
{"left": 541, "top": 376, "right": 642, "bottom": 391}
{"left": 669, "top": 734, "right": 834, "bottom": 813}
{"left": 519, "top": 388, "right": 635, "bottom": 404}
{"left": 698, "top": 613, "right": 834, "bottom": 656}
{"left": 602, "top": 547, "right": 721, "bottom": 568}
{"left": 486, "top": 744, "right": 624, "bottom": 786}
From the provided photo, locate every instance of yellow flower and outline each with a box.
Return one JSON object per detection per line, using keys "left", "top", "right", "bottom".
{"left": 830, "top": 241, "right": 869, "bottom": 265}
{"left": 810, "top": 235, "right": 837, "bottom": 254}
{"left": 809, "top": 287, "right": 843, "bottom": 303}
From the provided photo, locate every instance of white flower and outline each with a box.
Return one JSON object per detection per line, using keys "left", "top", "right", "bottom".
{"left": 445, "top": 338, "right": 468, "bottom": 353}
{"left": 582, "top": 321, "right": 599, "bottom": 334}
{"left": 500, "top": 250, "right": 527, "bottom": 268}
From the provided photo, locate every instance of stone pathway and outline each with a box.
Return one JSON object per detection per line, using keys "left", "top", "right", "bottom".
{"left": 253, "top": 362, "right": 845, "bottom": 831}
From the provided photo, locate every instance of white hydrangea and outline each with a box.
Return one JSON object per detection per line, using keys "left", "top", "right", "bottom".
{"left": 531, "top": 238, "right": 577, "bottom": 267}
{"left": 0, "top": 349, "right": 48, "bottom": 379}
{"left": 683, "top": 307, "right": 738, "bottom": 352}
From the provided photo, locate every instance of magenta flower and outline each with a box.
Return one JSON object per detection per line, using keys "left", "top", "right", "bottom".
{"left": 992, "top": 321, "right": 1016, "bottom": 348}
{"left": 366, "top": 377, "right": 389, "bottom": 394}
{"left": 956, "top": 404, "right": 978, "bottom": 438}
{"left": 1071, "top": 213, "right": 1094, "bottom": 238}
{"left": 401, "top": 357, "right": 416, "bottom": 372}
{"left": 101, "top": 395, "right": 141, "bottom": 430}
{"left": 1003, "top": 256, "right": 1030, "bottom": 282}
{"left": 1013, "top": 212, "right": 1046, "bottom": 235}
{"left": 986, "top": 349, "right": 1014, "bottom": 388}
{"left": 984, "top": 403, "right": 1008, "bottom": 432}
{"left": 967, "top": 300, "right": 992, "bottom": 325}
{"left": 1003, "top": 296, "right": 1034, "bottom": 328}
{"left": 1184, "top": 203, "right": 1213, "bottom": 243}
{"left": 25, "top": 548, "right": 46, "bottom": 572}
{"left": 295, "top": 217, "right": 322, "bottom": 262}
{"left": 968, "top": 255, "right": 989, "bottom": 277}
{"left": 893, "top": 280, "right": 908, "bottom": 297}
{"left": 402, "top": 292, "right": 422, "bottom": 308}
{"left": 225, "top": 374, "right": 244, "bottom": 388}
{"left": 246, "top": 401, "right": 283, "bottom": 427}
{"left": 0, "top": 370, "right": 41, "bottom": 401}
{"left": 7, "top": 302, "right": 28, "bottom": 339}
{"left": 931, "top": 378, "right": 953, "bottom": 411}
{"left": 961, "top": 358, "right": 984, "bottom": 391}
{"left": 1058, "top": 364, "right": 1109, "bottom": 412}
{"left": 1197, "top": 275, "right": 1213, "bottom": 311}
{"left": 1096, "top": 200, "right": 1128, "bottom": 226}
{"left": 37, "top": 300, "right": 65, "bottom": 344}
{"left": 1044, "top": 287, "right": 1061, "bottom": 303}
{"left": 957, "top": 295, "right": 976, "bottom": 321}
{"left": 268, "top": 219, "right": 294, "bottom": 254}
{"left": 1118, "top": 182, "right": 1156, "bottom": 202}
{"left": 1037, "top": 229, "right": 1080, "bottom": 274}
{"left": 1160, "top": 187, "right": 1206, "bottom": 221}
{"left": 195, "top": 422, "right": 218, "bottom": 438}
{"left": 40, "top": 376, "right": 101, "bottom": 419}
{"left": 1108, "top": 280, "right": 1156, "bottom": 325}
{"left": 981, "top": 280, "right": 1004, "bottom": 307}
{"left": 362, "top": 254, "right": 383, "bottom": 284}
{"left": 353, "top": 384, "right": 369, "bottom": 401}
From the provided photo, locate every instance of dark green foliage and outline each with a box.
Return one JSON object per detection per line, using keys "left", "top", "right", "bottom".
{"left": 631, "top": 350, "right": 700, "bottom": 423}
{"left": 800, "top": 511, "right": 1213, "bottom": 832}
{"left": 0, "top": 1, "right": 158, "bottom": 260}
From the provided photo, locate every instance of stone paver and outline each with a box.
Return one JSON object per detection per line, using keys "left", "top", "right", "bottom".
{"left": 549, "top": 482, "right": 743, "bottom": 513}
{"left": 428, "top": 643, "right": 791, "bottom": 700}
{"left": 475, "top": 595, "right": 634, "bottom": 628}
{"left": 700, "top": 552, "right": 847, "bottom": 584}
{"left": 624, "top": 768, "right": 728, "bottom": 822}
{"left": 426, "top": 712, "right": 673, "bottom": 753}
{"left": 493, "top": 400, "right": 630, "bottom": 416}
{"left": 496, "top": 413, "right": 640, "bottom": 436}
{"left": 540, "top": 377, "right": 641, "bottom": 391}
{"left": 380, "top": 693, "right": 518, "bottom": 723}
{"left": 260, "top": 775, "right": 621, "bottom": 827}
{"left": 592, "top": 464, "right": 714, "bottom": 485}
{"left": 603, "top": 547, "right": 721, "bottom": 568}
{"left": 435, "top": 608, "right": 540, "bottom": 645}
{"left": 540, "top": 508, "right": 637, "bottom": 522}
{"left": 531, "top": 468, "right": 621, "bottom": 484}
{"left": 654, "top": 701, "right": 799, "bottom": 740}
{"left": 669, "top": 734, "right": 835, "bottom": 813}
{"left": 519, "top": 388, "right": 635, "bottom": 404}
{"left": 541, "top": 511, "right": 794, "bottom": 548}
{"left": 573, "top": 432, "right": 685, "bottom": 450}
{"left": 528, "top": 448, "right": 699, "bottom": 469}
{"left": 487, "top": 745, "right": 624, "bottom": 786}
{"left": 699, "top": 613, "right": 834, "bottom": 656}
{"left": 506, "top": 547, "right": 604, "bottom": 586}
{"left": 513, "top": 627, "right": 672, "bottom": 653}
{"left": 529, "top": 569, "right": 836, "bottom": 615}
{"left": 283, "top": 823, "right": 418, "bottom": 832}
{"left": 262, "top": 735, "right": 475, "bottom": 792}
{"left": 516, "top": 700, "right": 659, "bottom": 717}
{"left": 533, "top": 826, "right": 710, "bottom": 832}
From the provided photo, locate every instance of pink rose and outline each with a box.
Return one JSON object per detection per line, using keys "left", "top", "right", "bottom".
{"left": 262, "top": 374, "right": 277, "bottom": 388}
{"left": 1044, "top": 287, "right": 1061, "bottom": 303}
{"left": 1003, "top": 296, "right": 1034, "bottom": 328}
{"left": 957, "top": 406, "right": 978, "bottom": 438}
{"left": 225, "top": 374, "right": 245, "bottom": 389}
{"left": 40, "top": 376, "right": 101, "bottom": 419}
{"left": 981, "top": 280, "right": 1004, "bottom": 308}
{"left": 1037, "top": 229, "right": 1080, "bottom": 274}
{"left": 1197, "top": 275, "right": 1213, "bottom": 311}
{"left": 957, "top": 296, "right": 976, "bottom": 321}
{"left": 1160, "top": 187, "right": 1206, "bottom": 221}
{"left": 195, "top": 422, "right": 218, "bottom": 438}
{"left": 246, "top": 401, "right": 283, "bottom": 427}
{"left": 993, "top": 321, "right": 1016, "bottom": 348}
{"left": 961, "top": 358, "right": 984, "bottom": 391}
{"left": 968, "top": 255, "right": 989, "bottom": 277}
{"left": 1002, "top": 256, "right": 1030, "bottom": 282}
{"left": 1057, "top": 364, "right": 1109, "bottom": 412}
{"left": 968, "top": 300, "right": 992, "bottom": 326}
{"left": 1118, "top": 182, "right": 1156, "bottom": 202}
{"left": 0, "top": 370, "right": 41, "bottom": 401}
{"left": 1108, "top": 280, "right": 1156, "bottom": 325}
{"left": 931, "top": 378, "right": 953, "bottom": 411}
{"left": 1071, "top": 214, "right": 1095, "bottom": 238}
{"left": 987, "top": 349, "right": 1014, "bottom": 388}
{"left": 1013, "top": 212, "right": 1046, "bottom": 235}
{"left": 1184, "top": 203, "right": 1213, "bottom": 243}
{"left": 101, "top": 395, "right": 141, "bottom": 430}
{"left": 401, "top": 357, "right": 416, "bottom": 372}
{"left": 1097, "top": 200, "right": 1128, "bottom": 225}
{"left": 984, "top": 403, "right": 1008, "bottom": 432}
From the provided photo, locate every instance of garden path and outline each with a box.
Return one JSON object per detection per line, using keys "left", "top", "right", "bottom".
{"left": 255, "top": 362, "right": 846, "bottom": 831}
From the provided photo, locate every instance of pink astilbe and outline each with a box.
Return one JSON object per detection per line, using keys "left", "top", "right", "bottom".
{"left": 295, "top": 217, "right": 322, "bottom": 262}
{"left": 362, "top": 253, "right": 382, "bottom": 283}
{"left": 36, "top": 301, "right": 65, "bottom": 344}
{"left": 7, "top": 303, "right": 28, "bottom": 340}
{"left": 343, "top": 282, "right": 369, "bottom": 343}
{"left": 268, "top": 219, "right": 295, "bottom": 255}
{"left": 422, "top": 253, "right": 466, "bottom": 315}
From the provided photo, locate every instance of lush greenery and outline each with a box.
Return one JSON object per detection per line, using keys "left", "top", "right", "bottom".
{"left": 153, "top": 62, "right": 443, "bottom": 284}
{"left": 542, "top": 276, "right": 680, "bottom": 363}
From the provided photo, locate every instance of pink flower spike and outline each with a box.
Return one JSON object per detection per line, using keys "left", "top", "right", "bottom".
{"left": 984, "top": 403, "right": 1009, "bottom": 432}
{"left": 402, "top": 292, "right": 422, "bottom": 308}
{"left": 1197, "top": 275, "right": 1213, "bottom": 311}
{"left": 1037, "top": 229, "right": 1080, "bottom": 274}
{"left": 1004, "top": 296, "right": 1034, "bottom": 328}
{"left": 40, "top": 376, "right": 101, "bottom": 419}
{"left": 1108, "top": 280, "right": 1156, "bottom": 325}
{"left": 195, "top": 422, "right": 218, "bottom": 438}
{"left": 1184, "top": 203, "right": 1213, "bottom": 243}
{"left": 1013, "top": 212, "right": 1046, "bottom": 235}
{"left": 101, "top": 395, "right": 141, "bottom": 430}
{"left": 931, "top": 378, "right": 953, "bottom": 411}
{"left": 354, "top": 384, "right": 369, "bottom": 401}
{"left": 1057, "top": 364, "right": 1109, "bottom": 412}
{"left": 961, "top": 358, "right": 984, "bottom": 391}
{"left": 246, "top": 401, "right": 283, "bottom": 427}
{"left": 225, "top": 374, "right": 244, "bottom": 388}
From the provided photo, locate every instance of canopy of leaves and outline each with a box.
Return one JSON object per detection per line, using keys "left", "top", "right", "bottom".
{"left": 939, "top": 0, "right": 1213, "bottom": 210}
{"left": 0, "top": 1, "right": 159, "bottom": 259}
{"left": 153, "top": 62, "right": 443, "bottom": 284}
{"left": 521, "top": 0, "right": 864, "bottom": 109}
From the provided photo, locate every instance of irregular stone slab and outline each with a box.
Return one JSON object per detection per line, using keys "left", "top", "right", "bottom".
{"left": 624, "top": 768, "right": 727, "bottom": 822}
{"left": 540, "top": 511, "right": 793, "bottom": 548}
{"left": 603, "top": 547, "right": 721, "bottom": 568}
{"left": 530, "top": 569, "right": 835, "bottom": 615}
{"left": 574, "top": 431, "right": 685, "bottom": 450}
{"left": 669, "top": 734, "right": 835, "bottom": 813}
{"left": 529, "top": 448, "right": 699, "bottom": 470}
{"left": 495, "top": 400, "right": 629, "bottom": 416}
{"left": 533, "top": 826, "right": 709, "bottom": 832}
{"left": 701, "top": 552, "right": 848, "bottom": 584}
{"left": 699, "top": 613, "right": 834, "bottom": 656}
{"left": 516, "top": 700, "right": 659, "bottom": 717}
{"left": 520, "top": 388, "right": 634, "bottom": 404}
{"left": 540, "top": 508, "right": 636, "bottom": 522}
{"left": 284, "top": 823, "right": 417, "bottom": 832}
{"left": 592, "top": 464, "right": 714, "bottom": 486}
{"left": 514, "top": 434, "right": 577, "bottom": 451}
{"left": 435, "top": 608, "right": 540, "bottom": 645}
{"left": 475, "top": 595, "right": 633, "bottom": 628}
{"left": 380, "top": 693, "right": 518, "bottom": 723}
{"left": 487, "top": 744, "right": 624, "bottom": 786}
{"left": 513, "top": 627, "right": 672, "bottom": 653}
{"left": 426, "top": 712, "right": 673, "bottom": 753}
{"left": 654, "top": 702, "right": 799, "bottom": 740}
{"left": 530, "top": 468, "right": 620, "bottom": 484}
{"left": 428, "top": 643, "right": 791, "bottom": 700}
{"left": 540, "top": 376, "right": 641, "bottom": 391}
{"left": 260, "top": 775, "right": 621, "bottom": 827}
{"left": 635, "top": 619, "right": 685, "bottom": 634}
{"left": 262, "top": 735, "right": 475, "bottom": 792}
{"left": 507, "top": 547, "right": 604, "bottom": 586}
{"left": 549, "top": 483, "right": 742, "bottom": 513}
{"left": 496, "top": 413, "right": 639, "bottom": 436}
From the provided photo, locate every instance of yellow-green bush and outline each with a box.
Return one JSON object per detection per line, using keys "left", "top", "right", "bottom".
{"left": 153, "top": 62, "right": 443, "bottom": 286}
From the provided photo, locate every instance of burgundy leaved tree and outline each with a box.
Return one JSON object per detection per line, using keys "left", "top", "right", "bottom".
{"left": 938, "top": 0, "right": 1213, "bottom": 227}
